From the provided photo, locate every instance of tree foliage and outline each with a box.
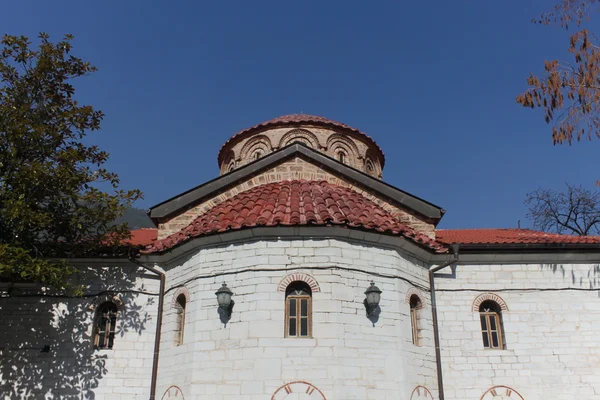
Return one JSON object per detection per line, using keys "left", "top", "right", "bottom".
{"left": 517, "top": 0, "right": 600, "bottom": 146}
{"left": 0, "top": 33, "right": 142, "bottom": 291}
{"left": 525, "top": 184, "right": 600, "bottom": 235}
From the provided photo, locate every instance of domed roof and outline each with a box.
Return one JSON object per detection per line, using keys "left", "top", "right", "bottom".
{"left": 143, "top": 180, "right": 443, "bottom": 254}
{"left": 218, "top": 114, "right": 385, "bottom": 166}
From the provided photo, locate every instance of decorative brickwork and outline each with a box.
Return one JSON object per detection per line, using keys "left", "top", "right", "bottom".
{"left": 278, "top": 128, "right": 321, "bottom": 149}
{"left": 271, "top": 381, "right": 326, "bottom": 400}
{"left": 410, "top": 385, "right": 434, "bottom": 399}
{"left": 406, "top": 287, "right": 426, "bottom": 309}
{"left": 161, "top": 385, "right": 185, "bottom": 399}
{"left": 158, "top": 157, "right": 434, "bottom": 239}
{"left": 88, "top": 294, "right": 124, "bottom": 311}
{"left": 239, "top": 134, "right": 273, "bottom": 162}
{"left": 472, "top": 293, "right": 508, "bottom": 312}
{"left": 171, "top": 287, "right": 190, "bottom": 309}
{"left": 278, "top": 273, "right": 320, "bottom": 293}
{"left": 480, "top": 385, "right": 524, "bottom": 400}
{"left": 219, "top": 124, "right": 383, "bottom": 178}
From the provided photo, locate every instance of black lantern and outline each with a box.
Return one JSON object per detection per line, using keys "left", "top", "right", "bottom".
{"left": 215, "top": 282, "right": 234, "bottom": 323}
{"left": 363, "top": 281, "right": 382, "bottom": 317}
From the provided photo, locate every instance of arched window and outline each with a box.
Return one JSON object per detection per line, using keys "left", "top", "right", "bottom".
{"left": 176, "top": 294, "right": 186, "bottom": 346}
{"left": 479, "top": 300, "right": 504, "bottom": 349}
{"left": 254, "top": 151, "right": 262, "bottom": 160}
{"left": 409, "top": 295, "right": 422, "bottom": 346}
{"left": 93, "top": 302, "right": 118, "bottom": 350}
{"left": 285, "top": 281, "right": 312, "bottom": 338}
{"left": 337, "top": 152, "right": 345, "bottom": 164}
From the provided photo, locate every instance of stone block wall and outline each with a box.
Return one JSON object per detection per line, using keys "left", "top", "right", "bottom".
{"left": 0, "top": 261, "right": 159, "bottom": 400}
{"left": 155, "top": 238, "right": 438, "bottom": 400}
{"left": 436, "top": 262, "right": 600, "bottom": 400}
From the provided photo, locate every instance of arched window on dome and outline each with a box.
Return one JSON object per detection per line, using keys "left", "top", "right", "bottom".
{"left": 479, "top": 300, "right": 505, "bottom": 349}
{"left": 409, "top": 295, "right": 422, "bottom": 346}
{"left": 337, "top": 151, "right": 345, "bottom": 164}
{"left": 93, "top": 301, "right": 118, "bottom": 350}
{"left": 175, "top": 294, "right": 186, "bottom": 346}
{"left": 285, "top": 281, "right": 312, "bottom": 338}
{"left": 365, "top": 159, "right": 375, "bottom": 175}
{"left": 254, "top": 151, "right": 262, "bottom": 161}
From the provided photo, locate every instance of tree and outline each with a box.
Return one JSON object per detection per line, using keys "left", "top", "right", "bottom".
{"left": 516, "top": 0, "right": 600, "bottom": 147}
{"left": 525, "top": 184, "right": 600, "bottom": 235}
{"left": 0, "top": 33, "right": 142, "bottom": 291}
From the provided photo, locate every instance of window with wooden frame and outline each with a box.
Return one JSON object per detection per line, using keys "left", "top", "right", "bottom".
{"left": 409, "top": 295, "right": 422, "bottom": 346}
{"left": 94, "top": 302, "right": 118, "bottom": 350}
{"left": 175, "top": 294, "right": 186, "bottom": 346}
{"left": 285, "top": 281, "right": 312, "bottom": 338}
{"left": 479, "top": 300, "right": 504, "bottom": 349}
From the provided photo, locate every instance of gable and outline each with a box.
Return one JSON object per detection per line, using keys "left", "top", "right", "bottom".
{"left": 149, "top": 143, "right": 444, "bottom": 239}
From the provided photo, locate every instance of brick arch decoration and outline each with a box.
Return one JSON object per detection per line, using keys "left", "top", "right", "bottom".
{"left": 326, "top": 133, "right": 360, "bottom": 159}
{"left": 161, "top": 385, "right": 185, "bottom": 400}
{"left": 171, "top": 287, "right": 191, "bottom": 309}
{"left": 278, "top": 128, "right": 321, "bottom": 149}
{"left": 278, "top": 273, "right": 320, "bottom": 293}
{"left": 365, "top": 148, "right": 383, "bottom": 178}
{"left": 410, "top": 385, "right": 434, "bottom": 399}
{"left": 405, "top": 287, "right": 426, "bottom": 310}
{"left": 88, "top": 294, "right": 124, "bottom": 312}
{"left": 472, "top": 293, "right": 508, "bottom": 312}
{"left": 271, "top": 381, "right": 326, "bottom": 400}
{"left": 479, "top": 385, "right": 524, "bottom": 400}
{"left": 239, "top": 134, "right": 273, "bottom": 161}
{"left": 220, "top": 149, "right": 235, "bottom": 173}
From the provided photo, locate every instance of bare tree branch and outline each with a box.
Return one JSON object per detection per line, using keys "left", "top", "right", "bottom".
{"left": 525, "top": 184, "right": 600, "bottom": 235}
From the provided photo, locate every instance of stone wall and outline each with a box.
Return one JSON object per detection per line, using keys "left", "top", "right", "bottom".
{"left": 158, "top": 157, "right": 435, "bottom": 240}
{"left": 155, "top": 238, "right": 439, "bottom": 400}
{"left": 218, "top": 126, "right": 383, "bottom": 179}
{"left": 436, "top": 262, "right": 600, "bottom": 400}
{"left": 0, "top": 261, "right": 159, "bottom": 400}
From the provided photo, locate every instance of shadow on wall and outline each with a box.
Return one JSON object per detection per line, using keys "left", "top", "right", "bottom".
{"left": 0, "top": 262, "right": 156, "bottom": 399}
{"left": 541, "top": 263, "right": 600, "bottom": 288}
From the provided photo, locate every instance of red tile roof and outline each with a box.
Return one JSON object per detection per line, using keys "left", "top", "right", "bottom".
{"left": 436, "top": 228, "right": 600, "bottom": 245}
{"left": 143, "top": 180, "right": 444, "bottom": 254}
{"left": 218, "top": 114, "right": 385, "bottom": 166}
{"left": 125, "top": 228, "right": 158, "bottom": 247}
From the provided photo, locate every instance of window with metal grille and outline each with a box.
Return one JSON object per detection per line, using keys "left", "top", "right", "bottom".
{"left": 409, "top": 295, "right": 422, "bottom": 346}
{"left": 176, "top": 294, "right": 186, "bottom": 346}
{"left": 94, "top": 302, "right": 118, "bottom": 350}
{"left": 479, "top": 300, "right": 504, "bottom": 349}
{"left": 285, "top": 282, "right": 312, "bottom": 338}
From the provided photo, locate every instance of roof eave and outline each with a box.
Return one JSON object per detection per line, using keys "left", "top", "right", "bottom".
{"left": 149, "top": 143, "right": 445, "bottom": 222}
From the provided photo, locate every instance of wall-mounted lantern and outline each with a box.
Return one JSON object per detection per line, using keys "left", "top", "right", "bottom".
{"left": 363, "top": 281, "right": 382, "bottom": 318}
{"left": 215, "top": 282, "right": 234, "bottom": 325}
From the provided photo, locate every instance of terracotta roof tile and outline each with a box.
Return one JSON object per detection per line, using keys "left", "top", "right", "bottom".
{"left": 436, "top": 228, "right": 600, "bottom": 245}
{"left": 125, "top": 228, "right": 158, "bottom": 247}
{"left": 218, "top": 114, "right": 385, "bottom": 166}
{"left": 144, "top": 180, "right": 443, "bottom": 254}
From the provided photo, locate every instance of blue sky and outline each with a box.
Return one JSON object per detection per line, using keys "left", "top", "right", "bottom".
{"left": 3, "top": 1, "right": 599, "bottom": 229}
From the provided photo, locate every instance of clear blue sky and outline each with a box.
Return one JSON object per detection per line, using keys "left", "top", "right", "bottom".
{"left": 3, "top": 1, "right": 599, "bottom": 229}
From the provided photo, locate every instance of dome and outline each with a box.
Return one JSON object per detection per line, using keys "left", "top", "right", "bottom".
{"left": 217, "top": 114, "right": 385, "bottom": 178}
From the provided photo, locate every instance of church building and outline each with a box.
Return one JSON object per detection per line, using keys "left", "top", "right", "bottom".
{"left": 1, "top": 114, "right": 599, "bottom": 400}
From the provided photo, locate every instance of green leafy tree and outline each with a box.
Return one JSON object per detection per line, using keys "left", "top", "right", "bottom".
{"left": 0, "top": 33, "right": 142, "bottom": 291}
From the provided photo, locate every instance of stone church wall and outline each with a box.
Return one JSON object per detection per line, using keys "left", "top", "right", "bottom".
{"left": 155, "top": 238, "right": 439, "bottom": 400}
{"left": 436, "top": 262, "right": 600, "bottom": 400}
{"left": 0, "top": 261, "right": 159, "bottom": 400}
